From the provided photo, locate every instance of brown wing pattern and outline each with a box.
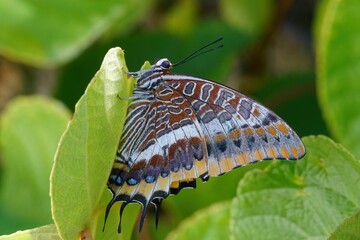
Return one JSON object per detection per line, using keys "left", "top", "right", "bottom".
{"left": 166, "top": 75, "right": 305, "bottom": 165}
{"left": 105, "top": 75, "right": 305, "bottom": 232}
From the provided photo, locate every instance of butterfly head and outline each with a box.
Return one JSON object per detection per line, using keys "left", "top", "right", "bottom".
{"left": 155, "top": 58, "right": 173, "bottom": 71}
{"left": 135, "top": 58, "right": 173, "bottom": 90}
{"left": 134, "top": 38, "right": 223, "bottom": 90}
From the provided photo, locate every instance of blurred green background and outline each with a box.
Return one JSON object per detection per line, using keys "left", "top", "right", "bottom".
{"left": 2, "top": 0, "right": 359, "bottom": 239}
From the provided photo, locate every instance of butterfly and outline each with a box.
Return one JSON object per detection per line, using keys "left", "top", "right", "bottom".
{"left": 104, "top": 38, "right": 306, "bottom": 232}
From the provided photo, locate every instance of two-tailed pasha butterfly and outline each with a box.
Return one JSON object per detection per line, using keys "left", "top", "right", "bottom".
{"left": 104, "top": 38, "right": 305, "bottom": 232}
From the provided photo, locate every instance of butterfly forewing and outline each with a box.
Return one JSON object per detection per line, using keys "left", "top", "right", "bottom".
{"left": 106, "top": 61, "right": 305, "bottom": 232}
{"left": 166, "top": 74, "right": 304, "bottom": 159}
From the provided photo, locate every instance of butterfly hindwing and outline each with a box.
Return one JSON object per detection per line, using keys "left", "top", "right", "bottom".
{"left": 107, "top": 88, "right": 209, "bottom": 230}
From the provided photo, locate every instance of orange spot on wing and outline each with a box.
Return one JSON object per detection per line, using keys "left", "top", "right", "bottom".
{"left": 208, "top": 160, "right": 221, "bottom": 176}
{"left": 243, "top": 127, "right": 254, "bottom": 136}
{"left": 280, "top": 147, "right": 290, "bottom": 159}
{"left": 267, "top": 126, "right": 277, "bottom": 136}
{"left": 277, "top": 123, "right": 289, "bottom": 134}
{"left": 255, "top": 128, "right": 266, "bottom": 137}
{"left": 219, "top": 157, "right": 236, "bottom": 173}
{"left": 253, "top": 149, "right": 265, "bottom": 160}
{"left": 253, "top": 108, "right": 261, "bottom": 117}
{"left": 213, "top": 134, "right": 226, "bottom": 142}
{"left": 266, "top": 147, "right": 278, "bottom": 159}
{"left": 236, "top": 152, "right": 251, "bottom": 165}
{"left": 170, "top": 178, "right": 196, "bottom": 191}
{"left": 291, "top": 146, "right": 299, "bottom": 159}
{"left": 194, "top": 158, "right": 207, "bottom": 177}
{"left": 229, "top": 128, "right": 241, "bottom": 139}
{"left": 170, "top": 181, "right": 179, "bottom": 188}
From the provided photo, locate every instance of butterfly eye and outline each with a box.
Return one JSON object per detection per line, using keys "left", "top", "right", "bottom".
{"left": 158, "top": 59, "right": 171, "bottom": 69}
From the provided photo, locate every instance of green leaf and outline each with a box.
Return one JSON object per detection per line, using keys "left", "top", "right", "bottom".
{"left": 0, "top": 225, "right": 60, "bottom": 240}
{"left": 50, "top": 48, "right": 136, "bottom": 240}
{"left": 220, "top": 0, "right": 274, "bottom": 37}
{"left": 231, "top": 135, "right": 360, "bottom": 239}
{"left": 0, "top": 96, "right": 70, "bottom": 234}
{"left": 165, "top": 201, "right": 231, "bottom": 240}
{"left": 315, "top": 0, "right": 360, "bottom": 158}
{"left": 329, "top": 211, "right": 360, "bottom": 240}
{"left": 0, "top": 0, "right": 155, "bottom": 67}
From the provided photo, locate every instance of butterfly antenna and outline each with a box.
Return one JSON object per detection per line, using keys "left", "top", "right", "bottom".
{"left": 173, "top": 37, "right": 223, "bottom": 67}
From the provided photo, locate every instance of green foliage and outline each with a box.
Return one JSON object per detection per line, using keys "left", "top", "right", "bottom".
{"left": 50, "top": 48, "right": 135, "bottom": 240}
{"left": 329, "top": 211, "right": 360, "bottom": 240}
{"left": 232, "top": 136, "right": 360, "bottom": 239}
{"left": 0, "top": 0, "right": 155, "bottom": 67}
{"left": 0, "top": 0, "right": 360, "bottom": 239}
{"left": 316, "top": 0, "right": 360, "bottom": 159}
{"left": 0, "top": 225, "right": 60, "bottom": 240}
{"left": 0, "top": 96, "right": 70, "bottom": 234}
{"left": 220, "top": 0, "right": 274, "bottom": 37}
{"left": 165, "top": 202, "right": 231, "bottom": 240}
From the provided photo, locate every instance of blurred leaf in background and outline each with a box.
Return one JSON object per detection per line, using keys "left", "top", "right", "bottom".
{"left": 165, "top": 201, "right": 231, "bottom": 240}
{"left": 316, "top": 0, "right": 360, "bottom": 159}
{"left": 0, "top": 96, "right": 70, "bottom": 234}
{"left": 220, "top": 0, "right": 274, "bottom": 37}
{"left": 0, "top": 0, "right": 155, "bottom": 67}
